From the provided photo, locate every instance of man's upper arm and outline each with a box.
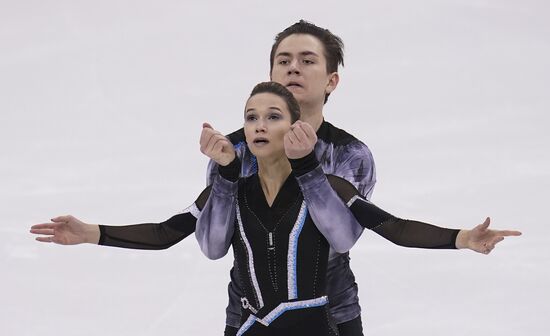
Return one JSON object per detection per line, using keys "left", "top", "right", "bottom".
{"left": 333, "top": 141, "right": 376, "bottom": 200}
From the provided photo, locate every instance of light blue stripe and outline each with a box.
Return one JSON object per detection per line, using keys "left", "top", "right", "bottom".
{"left": 236, "top": 315, "right": 256, "bottom": 336}
{"left": 287, "top": 202, "right": 308, "bottom": 299}
{"left": 236, "top": 296, "right": 329, "bottom": 334}
{"left": 260, "top": 296, "right": 328, "bottom": 325}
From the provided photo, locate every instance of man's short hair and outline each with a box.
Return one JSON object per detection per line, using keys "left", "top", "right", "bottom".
{"left": 248, "top": 82, "right": 301, "bottom": 123}
{"left": 269, "top": 19, "right": 344, "bottom": 73}
{"left": 270, "top": 20, "right": 345, "bottom": 103}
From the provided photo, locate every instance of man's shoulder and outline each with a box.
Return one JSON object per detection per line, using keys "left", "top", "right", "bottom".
{"left": 318, "top": 120, "right": 363, "bottom": 147}
{"left": 226, "top": 128, "right": 246, "bottom": 146}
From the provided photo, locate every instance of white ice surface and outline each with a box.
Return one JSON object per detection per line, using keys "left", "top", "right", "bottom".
{"left": 1, "top": 0, "right": 548, "bottom": 335}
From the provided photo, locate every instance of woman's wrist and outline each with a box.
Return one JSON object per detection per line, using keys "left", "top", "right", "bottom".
{"left": 455, "top": 229, "right": 470, "bottom": 249}
{"left": 289, "top": 151, "right": 319, "bottom": 177}
{"left": 218, "top": 156, "right": 241, "bottom": 182}
{"left": 85, "top": 224, "right": 101, "bottom": 244}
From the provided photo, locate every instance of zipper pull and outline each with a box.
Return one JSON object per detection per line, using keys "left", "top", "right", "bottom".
{"left": 268, "top": 232, "right": 275, "bottom": 250}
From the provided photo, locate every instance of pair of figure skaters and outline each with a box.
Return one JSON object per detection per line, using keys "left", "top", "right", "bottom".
{"left": 31, "top": 21, "right": 521, "bottom": 336}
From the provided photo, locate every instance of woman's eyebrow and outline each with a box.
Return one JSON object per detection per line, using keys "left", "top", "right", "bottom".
{"left": 245, "top": 106, "right": 282, "bottom": 114}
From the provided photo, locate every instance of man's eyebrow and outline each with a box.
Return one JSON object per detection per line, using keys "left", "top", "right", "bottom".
{"left": 275, "top": 52, "right": 292, "bottom": 58}
{"left": 275, "top": 51, "right": 320, "bottom": 58}
{"left": 300, "top": 51, "right": 319, "bottom": 57}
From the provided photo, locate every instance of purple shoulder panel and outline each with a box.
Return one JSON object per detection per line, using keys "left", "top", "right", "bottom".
{"left": 315, "top": 138, "right": 376, "bottom": 200}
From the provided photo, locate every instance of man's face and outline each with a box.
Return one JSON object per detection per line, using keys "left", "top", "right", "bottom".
{"left": 270, "top": 34, "right": 338, "bottom": 108}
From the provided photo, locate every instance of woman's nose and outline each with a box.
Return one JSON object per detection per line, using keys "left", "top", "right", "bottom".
{"left": 255, "top": 120, "right": 266, "bottom": 133}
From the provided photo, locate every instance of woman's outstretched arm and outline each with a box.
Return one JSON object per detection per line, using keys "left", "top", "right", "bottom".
{"left": 30, "top": 187, "right": 211, "bottom": 250}
{"left": 326, "top": 175, "right": 522, "bottom": 254}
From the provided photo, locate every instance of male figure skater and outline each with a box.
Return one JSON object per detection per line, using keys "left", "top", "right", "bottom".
{"left": 200, "top": 20, "right": 375, "bottom": 336}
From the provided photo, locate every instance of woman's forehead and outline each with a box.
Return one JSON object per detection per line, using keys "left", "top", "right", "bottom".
{"left": 245, "top": 93, "right": 289, "bottom": 113}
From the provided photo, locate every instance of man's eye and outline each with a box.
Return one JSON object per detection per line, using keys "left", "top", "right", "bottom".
{"left": 278, "top": 60, "right": 289, "bottom": 65}
{"left": 303, "top": 59, "right": 314, "bottom": 64}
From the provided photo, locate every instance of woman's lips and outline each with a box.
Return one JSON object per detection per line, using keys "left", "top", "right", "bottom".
{"left": 253, "top": 138, "right": 269, "bottom": 147}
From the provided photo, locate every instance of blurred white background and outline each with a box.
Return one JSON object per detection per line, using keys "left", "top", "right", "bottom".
{"left": 1, "top": 0, "right": 548, "bottom": 335}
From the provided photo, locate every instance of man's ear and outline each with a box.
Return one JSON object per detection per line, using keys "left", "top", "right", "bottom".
{"left": 325, "top": 72, "right": 339, "bottom": 95}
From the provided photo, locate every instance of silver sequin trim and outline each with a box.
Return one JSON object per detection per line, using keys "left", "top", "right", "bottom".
{"left": 236, "top": 204, "right": 264, "bottom": 309}
{"left": 182, "top": 203, "right": 201, "bottom": 218}
{"left": 346, "top": 195, "right": 367, "bottom": 208}
{"left": 236, "top": 296, "right": 329, "bottom": 334}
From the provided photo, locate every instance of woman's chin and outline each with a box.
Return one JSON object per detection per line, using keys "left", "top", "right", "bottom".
{"left": 249, "top": 146, "right": 286, "bottom": 160}
{"left": 249, "top": 148, "right": 273, "bottom": 158}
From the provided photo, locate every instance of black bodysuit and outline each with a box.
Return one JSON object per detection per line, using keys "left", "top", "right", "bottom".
{"left": 98, "top": 153, "right": 459, "bottom": 336}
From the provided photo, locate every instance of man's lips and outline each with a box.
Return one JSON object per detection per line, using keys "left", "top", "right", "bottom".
{"left": 286, "top": 82, "right": 303, "bottom": 88}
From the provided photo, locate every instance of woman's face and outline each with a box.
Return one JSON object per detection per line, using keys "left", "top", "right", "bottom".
{"left": 244, "top": 92, "right": 292, "bottom": 159}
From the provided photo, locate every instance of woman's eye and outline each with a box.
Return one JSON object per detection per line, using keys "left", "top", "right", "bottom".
{"left": 246, "top": 115, "right": 257, "bottom": 121}
{"left": 269, "top": 114, "right": 281, "bottom": 120}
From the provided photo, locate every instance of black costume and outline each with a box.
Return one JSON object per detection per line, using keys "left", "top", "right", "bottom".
{"left": 99, "top": 154, "right": 459, "bottom": 336}
{"left": 206, "top": 121, "right": 377, "bottom": 332}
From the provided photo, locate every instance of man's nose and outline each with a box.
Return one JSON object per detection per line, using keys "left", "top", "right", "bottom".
{"left": 287, "top": 59, "right": 300, "bottom": 75}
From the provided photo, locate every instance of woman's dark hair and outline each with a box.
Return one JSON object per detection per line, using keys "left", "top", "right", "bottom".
{"left": 248, "top": 82, "right": 301, "bottom": 123}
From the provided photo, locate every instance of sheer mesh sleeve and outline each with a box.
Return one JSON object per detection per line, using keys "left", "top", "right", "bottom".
{"left": 327, "top": 175, "right": 459, "bottom": 249}
{"left": 98, "top": 186, "right": 211, "bottom": 250}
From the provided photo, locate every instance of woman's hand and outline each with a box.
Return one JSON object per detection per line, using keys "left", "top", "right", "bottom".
{"left": 30, "top": 215, "right": 100, "bottom": 245}
{"left": 200, "top": 122, "right": 235, "bottom": 166}
{"left": 455, "top": 217, "right": 522, "bottom": 254}
{"left": 284, "top": 120, "right": 318, "bottom": 159}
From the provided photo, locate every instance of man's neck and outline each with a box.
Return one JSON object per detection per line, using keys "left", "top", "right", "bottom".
{"left": 299, "top": 105, "right": 324, "bottom": 132}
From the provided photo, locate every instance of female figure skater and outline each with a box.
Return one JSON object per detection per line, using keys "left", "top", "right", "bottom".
{"left": 30, "top": 82, "right": 521, "bottom": 336}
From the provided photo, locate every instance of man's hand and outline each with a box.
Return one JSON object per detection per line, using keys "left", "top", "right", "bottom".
{"left": 200, "top": 122, "right": 235, "bottom": 166}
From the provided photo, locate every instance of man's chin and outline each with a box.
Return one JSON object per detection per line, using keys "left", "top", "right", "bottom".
{"left": 287, "top": 85, "right": 305, "bottom": 93}
{"left": 292, "top": 94, "right": 309, "bottom": 106}
{"left": 288, "top": 90, "right": 306, "bottom": 101}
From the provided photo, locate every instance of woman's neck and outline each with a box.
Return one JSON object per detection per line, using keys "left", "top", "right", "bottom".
{"left": 257, "top": 154, "right": 292, "bottom": 206}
